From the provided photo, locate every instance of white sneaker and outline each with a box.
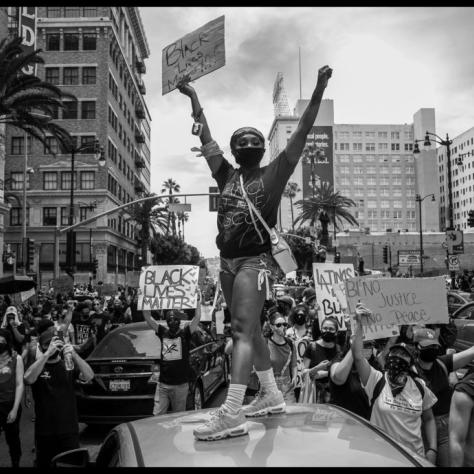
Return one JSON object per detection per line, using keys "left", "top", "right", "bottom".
{"left": 242, "top": 388, "right": 286, "bottom": 417}
{"left": 193, "top": 406, "right": 248, "bottom": 441}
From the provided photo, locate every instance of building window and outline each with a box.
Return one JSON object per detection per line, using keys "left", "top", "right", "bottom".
{"left": 61, "top": 171, "right": 76, "bottom": 190}
{"left": 43, "top": 172, "right": 58, "bottom": 190}
{"left": 43, "top": 207, "right": 57, "bottom": 226}
{"left": 46, "top": 7, "right": 62, "bottom": 17}
{"left": 365, "top": 143, "right": 375, "bottom": 152}
{"left": 64, "top": 33, "right": 79, "bottom": 51}
{"left": 353, "top": 143, "right": 362, "bottom": 151}
{"left": 80, "top": 207, "right": 89, "bottom": 221}
{"left": 365, "top": 131, "right": 375, "bottom": 138}
{"left": 353, "top": 131, "right": 362, "bottom": 138}
{"left": 392, "top": 166, "right": 401, "bottom": 174}
{"left": 62, "top": 101, "right": 78, "bottom": 119}
{"left": 80, "top": 171, "right": 95, "bottom": 189}
{"left": 80, "top": 136, "right": 95, "bottom": 153}
{"left": 46, "top": 33, "right": 60, "bottom": 51}
{"left": 45, "top": 67, "right": 60, "bottom": 85}
{"left": 391, "top": 143, "right": 400, "bottom": 151}
{"left": 107, "top": 245, "right": 117, "bottom": 272}
{"left": 381, "top": 201, "right": 390, "bottom": 208}
{"left": 11, "top": 137, "right": 23, "bottom": 155}
{"left": 83, "top": 7, "right": 98, "bottom": 16}
{"left": 64, "top": 7, "right": 81, "bottom": 17}
{"left": 378, "top": 131, "right": 388, "bottom": 139}
{"left": 82, "top": 66, "right": 96, "bottom": 84}
{"left": 391, "top": 131, "right": 400, "bottom": 140}
{"left": 81, "top": 101, "right": 96, "bottom": 119}
{"left": 10, "top": 172, "right": 24, "bottom": 190}
{"left": 60, "top": 207, "right": 69, "bottom": 226}
{"left": 82, "top": 32, "right": 97, "bottom": 50}
{"left": 404, "top": 143, "right": 414, "bottom": 151}
{"left": 378, "top": 143, "right": 388, "bottom": 150}
{"left": 63, "top": 67, "right": 79, "bottom": 85}
{"left": 393, "top": 201, "right": 402, "bottom": 208}
{"left": 10, "top": 207, "right": 29, "bottom": 226}
{"left": 340, "top": 143, "right": 350, "bottom": 151}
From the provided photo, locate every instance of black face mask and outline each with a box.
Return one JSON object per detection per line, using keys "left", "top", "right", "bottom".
{"left": 321, "top": 331, "right": 336, "bottom": 343}
{"left": 294, "top": 314, "right": 306, "bottom": 326}
{"left": 0, "top": 343, "right": 8, "bottom": 354}
{"left": 167, "top": 320, "right": 180, "bottom": 336}
{"left": 419, "top": 346, "right": 440, "bottom": 363}
{"left": 234, "top": 148, "right": 265, "bottom": 168}
{"left": 385, "top": 356, "right": 410, "bottom": 388}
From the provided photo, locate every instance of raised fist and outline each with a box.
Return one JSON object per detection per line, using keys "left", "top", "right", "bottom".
{"left": 176, "top": 74, "right": 195, "bottom": 97}
{"left": 317, "top": 65, "right": 333, "bottom": 90}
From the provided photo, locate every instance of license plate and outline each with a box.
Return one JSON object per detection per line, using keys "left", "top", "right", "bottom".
{"left": 109, "top": 379, "right": 130, "bottom": 392}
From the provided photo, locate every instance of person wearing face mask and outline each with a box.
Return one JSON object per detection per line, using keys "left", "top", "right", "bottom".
{"left": 24, "top": 326, "right": 94, "bottom": 468}
{"left": 1, "top": 306, "right": 26, "bottom": 355}
{"left": 143, "top": 296, "right": 202, "bottom": 416}
{"left": 412, "top": 327, "right": 474, "bottom": 466}
{"left": 177, "top": 66, "right": 332, "bottom": 441}
{"left": 302, "top": 316, "right": 342, "bottom": 403}
{"left": 0, "top": 329, "right": 24, "bottom": 467}
{"left": 351, "top": 305, "right": 438, "bottom": 464}
{"left": 286, "top": 304, "right": 312, "bottom": 401}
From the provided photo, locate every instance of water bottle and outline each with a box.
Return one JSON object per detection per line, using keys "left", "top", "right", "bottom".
{"left": 57, "top": 329, "right": 74, "bottom": 371}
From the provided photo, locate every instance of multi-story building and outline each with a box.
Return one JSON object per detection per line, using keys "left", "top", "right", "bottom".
{"left": 268, "top": 74, "right": 439, "bottom": 237}
{"left": 4, "top": 6, "right": 151, "bottom": 289}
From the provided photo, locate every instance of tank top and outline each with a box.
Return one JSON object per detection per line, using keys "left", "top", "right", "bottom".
{"left": 0, "top": 354, "right": 17, "bottom": 404}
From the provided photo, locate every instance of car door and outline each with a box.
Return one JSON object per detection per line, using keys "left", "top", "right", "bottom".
{"left": 452, "top": 304, "right": 474, "bottom": 352}
{"left": 448, "top": 294, "right": 464, "bottom": 316}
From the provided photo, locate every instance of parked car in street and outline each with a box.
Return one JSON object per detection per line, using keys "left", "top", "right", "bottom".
{"left": 51, "top": 404, "right": 434, "bottom": 467}
{"left": 451, "top": 302, "right": 474, "bottom": 354}
{"left": 447, "top": 290, "right": 473, "bottom": 316}
{"left": 75, "top": 322, "right": 229, "bottom": 425}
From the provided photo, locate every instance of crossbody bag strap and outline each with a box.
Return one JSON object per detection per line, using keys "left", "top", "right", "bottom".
{"left": 239, "top": 174, "right": 275, "bottom": 241}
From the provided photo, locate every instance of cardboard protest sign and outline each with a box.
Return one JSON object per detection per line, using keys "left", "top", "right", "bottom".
{"left": 345, "top": 276, "right": 449, "bottom": 326}
{"left": 138, "top": 265, "right": 199, "bottom": 310}
{"left": 162, "top": 15, "right": 225, "bottom": 95}
{"left": 313, "top": 263, "right": 355, "bottom": 330}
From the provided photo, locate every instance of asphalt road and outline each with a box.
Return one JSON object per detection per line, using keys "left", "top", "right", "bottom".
{"left": 0, "top": 385, "right": 226, "bottom": 468}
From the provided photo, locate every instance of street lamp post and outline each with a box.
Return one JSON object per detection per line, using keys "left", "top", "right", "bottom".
{"left": 414, "top": 131, "right": 454, "bottom": 287}
{"left": 415, "top": 193, "right": 435, "bottom": 276}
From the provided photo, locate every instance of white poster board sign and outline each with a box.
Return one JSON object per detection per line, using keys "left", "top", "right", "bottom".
{"left": 345, "top": 276, "right": 449, "bottom": 326}
{"left": 138, "top": 265, "right": 199, "bottom": 310}
{"left": 162, "top": 15, "right": 225, "bottom": 95}
{"left": 313, "top": 263, "right": 355, "bottom": 330}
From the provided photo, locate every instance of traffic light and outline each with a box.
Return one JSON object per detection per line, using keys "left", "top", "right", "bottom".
{"left": 468, "top": 210, "right": 474, "bottom": 227}
{"left": 92, "top": 258, "right": 98, "bottom": 278}
{"left": 334, "top": 252, "right": 341, "bottom": 263}
{"left": 383, "top": 245, "right": 388, "bottom": 264}
{"left": 26, "top": 238, "right": 35, "bottom": 270}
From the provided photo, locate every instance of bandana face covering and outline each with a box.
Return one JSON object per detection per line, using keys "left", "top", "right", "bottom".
{"left": 385, "top": 355, "right": 410, "bottom": 395}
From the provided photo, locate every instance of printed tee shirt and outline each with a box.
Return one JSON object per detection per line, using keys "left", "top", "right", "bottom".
{"left": 414, "top": 354, "right": 453, "bottom": 416}
{"left": 212, "top": 150, "right": 297, "bottom": 258}
{"left": 73, "top": 317, "right": 95, "bottom": 345}
{"left": 157, "top": 324, "right": 192, "bottom": 385}
{"left": 286, "top": 327, "right": 312, "bottom": 389}
{"left": 363, "top": 366, "right": 438, "bottom": 456}
{"left": 31, "top": 360, "right": 80, "bottom": 436}
{"left": 267, "top": 337, "right": 296, "bottom": 378}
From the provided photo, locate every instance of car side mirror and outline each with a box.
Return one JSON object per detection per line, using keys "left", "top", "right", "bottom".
{"left": 51, "top": 448, "right": 90, "bottom": 467}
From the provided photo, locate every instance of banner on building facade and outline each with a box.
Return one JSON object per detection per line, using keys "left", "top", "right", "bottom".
{"left": 18, "top": 7, "right": 37, "bottom": 75}
{"left": 302, "top": 126, "right": 334, "bottom": 199}
{"left": 162, "top": 15, "right": 225, "bottom": 95}
{"left": 138, "top": 265, "right": 199, "bottom": 310}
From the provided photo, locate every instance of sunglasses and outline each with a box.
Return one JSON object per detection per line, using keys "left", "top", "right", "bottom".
{"left": 275, "top": 323, "right": 289, "bottom": 328}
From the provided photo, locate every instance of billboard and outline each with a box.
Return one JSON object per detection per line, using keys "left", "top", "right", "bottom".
{"left": 18, "top": 7, "right": 37, "bottom": 75}
{"left": 301, "top": 125, "right": 334, "bottom": 199}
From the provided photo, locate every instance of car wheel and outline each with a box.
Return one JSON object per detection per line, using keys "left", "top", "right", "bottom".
{"left": 193, "top": 382, "right": 204, "bottom": 410}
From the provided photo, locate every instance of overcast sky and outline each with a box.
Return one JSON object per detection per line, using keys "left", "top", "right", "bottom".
{"left": 141, "top": 6, "right": 474, "bottom": 258}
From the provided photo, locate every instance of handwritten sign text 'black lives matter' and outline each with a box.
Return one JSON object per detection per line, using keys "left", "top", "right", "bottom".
{"left": 162, "top": 16, "right": 225, "bottom": 95}
{"left": 138, "top": 265, "right": 199, "bottom": 311}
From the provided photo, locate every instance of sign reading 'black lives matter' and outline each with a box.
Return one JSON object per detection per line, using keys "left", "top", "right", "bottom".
{"left": 162, "top": 16, "right": 226, "bottom": 95}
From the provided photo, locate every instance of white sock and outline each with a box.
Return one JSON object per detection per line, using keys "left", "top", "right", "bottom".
{"left": 256, "top": 368, "right": 279, "bottom": 393}
{"left": 222, "top": 384, "right": 247, "bottom": 414}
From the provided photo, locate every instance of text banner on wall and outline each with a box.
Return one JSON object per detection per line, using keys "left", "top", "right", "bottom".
{"left": 302, "top": 126, "right": 334, "bottom": 199}
{"left": 18, "top": 7, "right": 37, "bottom": 75}
{"left": 162, "top": 15, "right": 225, "bottom": 95}
{"left": 344, "top": 276, "right": 449, "bottom": 327}
{"left": 138, "top": 265, "right": 199, "bottom": 310}
{"left": 313, "top": 262, "right": 355, "bottom": 330}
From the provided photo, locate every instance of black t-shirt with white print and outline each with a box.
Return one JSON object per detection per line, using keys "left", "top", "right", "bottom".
{"left": 213, "top": 150, "right": 297, "bottom": 258}
{"left": 157, "top": 324, "right": 192, "bottom": 385}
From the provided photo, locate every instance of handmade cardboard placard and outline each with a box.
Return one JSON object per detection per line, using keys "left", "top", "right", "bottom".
{"left": 138, "top": 265, "right": 199, "bottom": 310}
{"left": 162, "top": 15, "right": 225, "bottom": 95}
{"left": 313, "top": 263, "right": 355, "bottom": 330}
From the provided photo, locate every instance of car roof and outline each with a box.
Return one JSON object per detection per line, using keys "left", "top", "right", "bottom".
{"left": 116, "top": 404, "right": 430, "bottom": 467}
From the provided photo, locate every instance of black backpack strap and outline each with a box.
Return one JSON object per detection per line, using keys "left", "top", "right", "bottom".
{"left": 413, "top": 377, "right": 425, "bottom": 400}
{"left": 370, "top": 374, "right": 386, "bottom": 407}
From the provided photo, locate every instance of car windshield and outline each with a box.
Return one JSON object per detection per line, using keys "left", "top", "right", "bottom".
{"left": 90, "top": 325, "right": 160, "bottom": 359}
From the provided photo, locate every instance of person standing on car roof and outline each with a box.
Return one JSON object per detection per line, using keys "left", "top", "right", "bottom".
{"left": 143, "top": 292, "right": 202, "bottom": 416}
{"left": 351, "top": 304, "right": 438, "bottom": 463}
{"left": 412, "top": 327, "right": 474, "bottom": 466}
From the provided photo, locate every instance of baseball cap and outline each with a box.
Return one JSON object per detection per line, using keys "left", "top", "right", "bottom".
{"left": 412, "top": 328, "right": 440, "bottom": 347}
{"left": 5, "top": 306, "right": 18, "bottom": 317}
{"left": 388, "top": 342, "right": 415, "bottom": 362}
{"left": 302, "top": 287, "right": 316, "bottom": 302}
{"left": 277, "top": 295, "right": 295, "bottom": 308}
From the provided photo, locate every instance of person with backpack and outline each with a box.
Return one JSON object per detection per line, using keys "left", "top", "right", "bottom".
{"left": 412, "top": 327, "right": 474, "bottom": 466}
{"left": 351, "top": 304, "right": 438, "bottom": 463}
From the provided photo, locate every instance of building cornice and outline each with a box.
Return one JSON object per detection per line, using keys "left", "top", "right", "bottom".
{"left": 126, "top": 7, "right": 150, "bottom": 59}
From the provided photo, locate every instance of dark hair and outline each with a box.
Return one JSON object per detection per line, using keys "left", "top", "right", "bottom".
{"left": 42, "top": 300, "right": 52, "bottom": 315}
{"left": 321, "top": 316, "right": 339, "bottom": 331}
{"left": 37, "top": 319, "right": 54, "bottom": 335}
{"left": 0, "top": 328, "right": 13, "bottom": 355}
{"left": 266, "top": 306, "right": 283, "bottom": 325}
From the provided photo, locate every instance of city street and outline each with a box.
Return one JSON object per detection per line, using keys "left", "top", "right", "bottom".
{"left": 0, "top": 385, "right": 226, "bottom": 467}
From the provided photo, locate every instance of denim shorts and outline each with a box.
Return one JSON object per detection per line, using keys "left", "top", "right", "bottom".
{"left": 220, "top": 251, "right": 280, "bottom": 279}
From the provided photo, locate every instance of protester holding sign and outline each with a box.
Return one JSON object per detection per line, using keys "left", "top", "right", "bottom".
{"left": 177, "top": 64, "right": 332, "bottom": 441}
{"left": 351, "top": 304, "right": 438, "bottom": 463}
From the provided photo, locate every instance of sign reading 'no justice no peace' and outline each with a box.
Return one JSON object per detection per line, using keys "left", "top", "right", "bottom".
{"left": 162, "top": 16, "right": 226, "bottom": 95}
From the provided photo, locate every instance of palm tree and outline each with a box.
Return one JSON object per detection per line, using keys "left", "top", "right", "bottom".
{"left": 129, "top": 193, "right": 167, "bottom": 265}
{"left": 161, "top": 178, "right": 180, "bottom": 236}
{"left": 0, "top": 36, "right": 74, "bottom": 151}
{"left": 294, "top": 182, "right": 358, "bottom": 247}
{"left": 176, "top": 211, "right": 189, "bottom": 240}
{"left": 283, "top": 181, "right": 301, "bottom": 231}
